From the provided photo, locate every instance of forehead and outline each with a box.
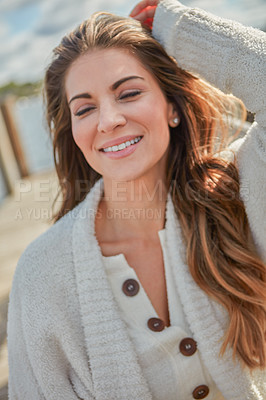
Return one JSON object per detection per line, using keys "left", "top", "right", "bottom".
{"left": 65, "top": 47, "right": 154, "bottom": 96}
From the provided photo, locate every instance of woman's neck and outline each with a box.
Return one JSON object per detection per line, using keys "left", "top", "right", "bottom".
{"left": 97, "top": 175, "right": 168, "bottom": 242}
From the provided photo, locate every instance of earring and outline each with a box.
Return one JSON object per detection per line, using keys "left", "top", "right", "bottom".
{"left": 169, "top": 115, "right": 180, "bottom": 128}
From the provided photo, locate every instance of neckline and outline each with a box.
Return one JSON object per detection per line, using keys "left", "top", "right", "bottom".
{"left": 101, "top": 228, "right": 166, "bottom": 259}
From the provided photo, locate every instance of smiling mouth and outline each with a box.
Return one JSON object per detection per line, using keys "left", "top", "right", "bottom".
{"left": 101, "top": 136, "right": 143, "bottom": 153}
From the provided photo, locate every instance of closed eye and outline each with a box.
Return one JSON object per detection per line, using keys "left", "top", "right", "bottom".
{"left": 119, "top": 90, "right": 141, "bottom": 100}
{"left": 75, "top": 107, "right": 95, "bottom": 117}
{"left": 74, "top": 90, "right": 141, "bottom": 116}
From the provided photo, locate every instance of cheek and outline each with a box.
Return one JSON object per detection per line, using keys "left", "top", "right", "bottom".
{"left": 71, "top": 120, "right": 103, "bottom": 173}
{"left": 71, "top": 120, "right": 94, "bottom": 152}
{"left": 149, "top": 103, "right": 171, "bottom": 141}
{"left": 152, "top": 116, "right": 171, "bottom": 155}
{"left": 142, "top": 96, "right": 170, "bottom": 129}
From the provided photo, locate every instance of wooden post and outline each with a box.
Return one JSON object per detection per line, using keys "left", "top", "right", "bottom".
{"left": 0, "top": 96, "right": 29, "bottom": 178}
{"left": 0, "top": 107, "right": 21, "bottom": 194}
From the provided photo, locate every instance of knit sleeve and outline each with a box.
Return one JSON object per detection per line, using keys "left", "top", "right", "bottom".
{"left": 153, "top": 0, "right": 266, "bottom": 261}
{"left": 7, "top": 269, "right": 46, "bottom": 399}
{"left": 7, "top": 252, "right": 95, "bottom": 400}
{"left": 153, "top": 0, "right": 265, "bottom": 116}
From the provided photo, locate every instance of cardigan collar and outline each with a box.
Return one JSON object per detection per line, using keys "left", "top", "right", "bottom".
{"left": 72, "top": 179, "right": 152, "bottom": 400}
{"left": 71, "top": 179, "right": 256, "bottom": 400}
{"left": 164, "top": 194, "right": 257, "bottom": 400}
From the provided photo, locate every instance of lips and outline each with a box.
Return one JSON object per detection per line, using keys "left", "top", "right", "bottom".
{"left": 99, "top": 135, "right": 143, "bottom": 151}
{"left": 103, "top": 136, "right": 142, "bottom": 153}
{"left": 100, "top": 136, "right": 143, "bottom": 159}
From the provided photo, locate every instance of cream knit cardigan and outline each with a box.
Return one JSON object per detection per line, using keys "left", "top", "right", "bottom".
{"left": 8, "top": 1, "right": 266, "bottom": 399}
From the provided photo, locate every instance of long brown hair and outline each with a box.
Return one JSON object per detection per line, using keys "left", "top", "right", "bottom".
{"left": 44, "top": 12, "right": 266, "bottom": 369}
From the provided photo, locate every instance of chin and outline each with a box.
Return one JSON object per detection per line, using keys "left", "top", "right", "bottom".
{"left": 105, "top": 173, "right": 140, "bottom": 183}
{"left": 102, "top": 167, "right": 147, "bottom": 183}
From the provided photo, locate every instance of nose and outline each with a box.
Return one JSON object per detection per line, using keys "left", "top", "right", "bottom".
{"left": 97, "top": 101, "right": 127, "bottom": 134}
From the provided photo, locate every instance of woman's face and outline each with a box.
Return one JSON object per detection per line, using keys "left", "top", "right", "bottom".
{"left": 65, "top": 48, "right": 177, "bottom": 183}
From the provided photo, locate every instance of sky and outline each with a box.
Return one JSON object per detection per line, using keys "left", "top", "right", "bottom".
{"left": 0, "top": 0, "right": 265, "bottom": 86}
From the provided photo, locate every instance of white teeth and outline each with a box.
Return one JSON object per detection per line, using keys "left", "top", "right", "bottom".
{"left": 118, "top": 143, "right": 126, "bottom": 150}
{"left": 102, "top": 136, "right": 142, "bottom": 152}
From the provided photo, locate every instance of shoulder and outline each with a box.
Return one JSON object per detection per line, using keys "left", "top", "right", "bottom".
{"left": 12, "top": 197, "right": 90, "bottom": 294}
{"left": 10, "top": 179, "right": 103, "bottom": 304}
{"left": 16, "top": 212, "right": 72, "bottom": 272}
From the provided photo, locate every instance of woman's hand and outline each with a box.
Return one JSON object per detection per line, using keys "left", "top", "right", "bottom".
{"left": 130, "top": 0, "right": 159, "bottom": 30}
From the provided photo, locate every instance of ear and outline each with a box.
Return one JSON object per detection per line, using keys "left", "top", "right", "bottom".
{"left": 167, "top": 103, "right": 180, "bottom": 127}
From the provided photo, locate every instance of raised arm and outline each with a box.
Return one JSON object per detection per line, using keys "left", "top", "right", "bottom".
{"left": 131, "top": 0, "right": 266, "bottom": 261}
{"left": 153, "top": 0, "right": 266, "bottom": 261}
{"left": 152, "top": 0, "right": 266, "bottom": 123}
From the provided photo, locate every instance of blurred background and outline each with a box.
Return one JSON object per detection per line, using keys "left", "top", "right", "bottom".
{"left": 0, "top": 0, "right": 265, "bottom": 398}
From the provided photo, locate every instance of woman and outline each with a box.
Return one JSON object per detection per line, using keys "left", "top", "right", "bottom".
{"left": 8, "top": 0, "right": 265, "bottom": 399}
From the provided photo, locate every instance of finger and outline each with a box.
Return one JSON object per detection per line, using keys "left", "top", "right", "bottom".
{"left": 131, "top": 6, "right": 157, "bottom": 23}
{"left": 142, "top": 17, "right": 154, "bottom": 29}
{"left": 130, "top": 0, "right": 158, "bottom": 17}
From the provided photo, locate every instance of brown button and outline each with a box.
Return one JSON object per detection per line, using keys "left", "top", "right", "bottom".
{"left": 192, "top": 385, "right": 209, "bottom": 399}
{"left": 179, "top": 337, "right": 197, "bottom": 356}
{"left": 147, "top": 317, "right": 165, "bottom": 332}
{"left": 122, "top": 279, "right": 140, "bottom": 296}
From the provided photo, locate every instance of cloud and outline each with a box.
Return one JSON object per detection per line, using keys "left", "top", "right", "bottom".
{"left": 0, "top": 0, "right": 37, "bottom": 13}
{"left": 35, "top": 0, "right": 97, "bottom": 37}
{"left": 0, "top": 0, "right": 138, "bottom": 84}
{"left": 0, "top": 0, "right": 265, "bottom": 85}
{"left": 35, "top": 0, "right": 136, "bottom": 37}
{"left": 0, "top": 19, "right": 10, "bottom": 37}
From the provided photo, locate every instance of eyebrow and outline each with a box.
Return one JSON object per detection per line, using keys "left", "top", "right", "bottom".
{"left": 68, "top": 75, "right": 144, "bottom": 105}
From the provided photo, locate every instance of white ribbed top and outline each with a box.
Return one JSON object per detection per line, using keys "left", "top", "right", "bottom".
{"left": 103, "top": 229, "right": 225, "bottom": 400}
